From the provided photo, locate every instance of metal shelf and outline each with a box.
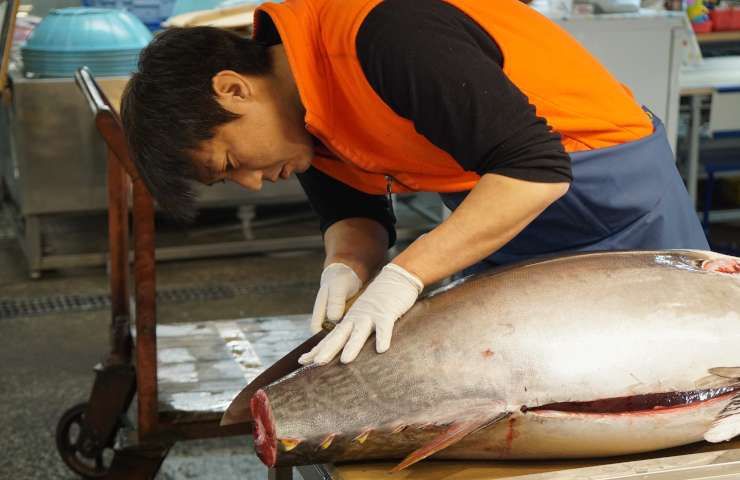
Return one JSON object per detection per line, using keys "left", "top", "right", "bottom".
{"left": 697, "top": 30, "right": 740, "bottom": 44}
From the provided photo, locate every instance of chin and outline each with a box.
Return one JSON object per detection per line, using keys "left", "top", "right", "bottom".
{"left": 296, "top": 160, "right": 311, "bottom": 173}
{"left": 295, "top": 152, "right": 313, "bottom": 173}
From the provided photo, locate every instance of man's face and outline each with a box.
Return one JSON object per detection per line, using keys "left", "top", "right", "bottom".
{"left": 191, "top": 70, "right": 314, "bottom": 190}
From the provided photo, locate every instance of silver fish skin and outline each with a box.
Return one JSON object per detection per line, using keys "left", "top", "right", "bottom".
{"left": 249, "top": 250, "right": 740, "bottom": 468}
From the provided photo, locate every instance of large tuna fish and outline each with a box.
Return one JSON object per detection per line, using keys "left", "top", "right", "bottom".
{"left": 244, "top": 250, "right": 740, "bottom": 470}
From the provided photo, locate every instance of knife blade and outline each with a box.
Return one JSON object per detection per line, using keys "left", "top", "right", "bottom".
{"left": 221, "top": 287, "right": 365, "bottom": 426}
{"left": 220, "top": 329, "right": 328, "bottom": 426}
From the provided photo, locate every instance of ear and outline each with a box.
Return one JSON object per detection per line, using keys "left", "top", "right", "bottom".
{"left": 212, "top": 70, "right": 254, "bottom": 113}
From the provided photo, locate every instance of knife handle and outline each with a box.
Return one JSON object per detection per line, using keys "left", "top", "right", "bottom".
{"left": 320, "top": 286, "right": 366, "bottom": 332}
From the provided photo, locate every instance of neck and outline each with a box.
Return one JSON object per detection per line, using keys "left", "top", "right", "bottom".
{"left": 269, "top": 44, "right": 306, "bottom": 119}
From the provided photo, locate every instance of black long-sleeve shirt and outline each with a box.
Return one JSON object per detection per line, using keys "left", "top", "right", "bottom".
{"left": 257, "top": 0, "right": 572, "bottom": 247}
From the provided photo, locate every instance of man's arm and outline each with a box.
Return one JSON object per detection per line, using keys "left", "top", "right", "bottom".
{"left": 297, "top": 166, "right": 396, "bottom": 277}
{"left": 354, "top": 0, "right": 575, "bottom": 282}
{"left": 299, "top": 174, "right": 568, "bottom": 365}
{"left": 393, "top": 174, "right": 568, "bottom": 285}
{"left": 324, "top": 217, "right": 388, "bottom": 283}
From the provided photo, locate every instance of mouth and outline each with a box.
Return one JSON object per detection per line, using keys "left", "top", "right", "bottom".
{"left": 264, "top": 167, "right": 282, "bottom": 183}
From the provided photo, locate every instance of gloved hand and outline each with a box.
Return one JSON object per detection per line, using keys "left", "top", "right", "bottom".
{"left": 310, "top": 263, "right": 363, "bottom": 334}
{"left": 299, "top": 263, "right": 424, "bottom": 365}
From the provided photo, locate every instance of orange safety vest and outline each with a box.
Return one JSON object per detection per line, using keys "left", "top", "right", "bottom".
{"left": 254, "top": 0, "right": 653, "bottom": 195}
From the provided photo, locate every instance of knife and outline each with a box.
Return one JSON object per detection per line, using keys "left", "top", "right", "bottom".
{"left": 220, "top": 329, "right": 327, "bottom": 426}
{"left": 220, "top": 289, "right": 363, "bottom": 427}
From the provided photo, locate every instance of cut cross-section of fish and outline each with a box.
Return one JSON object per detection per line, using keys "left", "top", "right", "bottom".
{"left": 251, "top": 390, "right": 278, "bottom": 467}
{"left": 702, "top": 258, "right": 740, "bottom": 274}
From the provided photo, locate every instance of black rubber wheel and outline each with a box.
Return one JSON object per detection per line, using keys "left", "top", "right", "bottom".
{"left": 55, "top": 403, "right": 115, "bottom": 479}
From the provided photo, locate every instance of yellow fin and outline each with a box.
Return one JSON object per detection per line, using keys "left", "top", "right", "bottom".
{"left": 353, "top": 430, "right": 371, "bottom": 444}
{"left": 319, "top": 433, "right": 336, "bottom": 450}
{"left": 279, "top": 438, "right": 301, "bottom": 452}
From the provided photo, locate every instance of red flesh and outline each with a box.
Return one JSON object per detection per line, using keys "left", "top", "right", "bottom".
{"left": 702, "top": 259, "right": 740, "bottom": 274}
{"left": 251, "top": 389, "right": 277, "bottom": 467}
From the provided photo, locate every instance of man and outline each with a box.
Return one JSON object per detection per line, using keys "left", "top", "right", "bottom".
{"left": 121, "top": 0, "right": 708, "bottom": 368}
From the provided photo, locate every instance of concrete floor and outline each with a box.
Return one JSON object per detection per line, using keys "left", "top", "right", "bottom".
{"left": 0, "top": 207, "right": 327, "bottom": 479}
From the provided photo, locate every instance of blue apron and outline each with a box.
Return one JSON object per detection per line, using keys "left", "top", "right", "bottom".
{"left": 440, "top": 111, "right": 709, "bottom": 273}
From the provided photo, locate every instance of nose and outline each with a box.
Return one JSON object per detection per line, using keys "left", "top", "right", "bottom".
{"left": 230, "top": 171, "right": 263, "bottom": 191}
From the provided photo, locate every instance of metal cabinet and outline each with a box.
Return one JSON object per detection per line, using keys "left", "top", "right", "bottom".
{"left": 557, "top": 12, "right": 688, "bottom": 152}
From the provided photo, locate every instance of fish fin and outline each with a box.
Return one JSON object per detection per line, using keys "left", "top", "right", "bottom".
{"left": 708, "top": 367, "right": 740, "bottom": 379}
{"left": 696, "top": 368, "right": 740, "bottom": 389}
{"left": 390, "top": 411, "right": 511, "bottom": 472}
{"left": 696, "top": 376, "right": 739, "bottom": 389}
{"left": 704, "top": 392, "right": 740, "bottom": 443}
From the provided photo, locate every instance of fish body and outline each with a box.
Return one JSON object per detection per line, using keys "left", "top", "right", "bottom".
{"left": 247, "top": 250, "right": 740, "bottom": 468}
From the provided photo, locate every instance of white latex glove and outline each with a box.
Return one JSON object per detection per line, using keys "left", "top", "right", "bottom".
{"left": 310, "top": 263, "right": 363, "bottom": 334}
{"left": 299, "top": 263, "right": 423, "bottom": 366}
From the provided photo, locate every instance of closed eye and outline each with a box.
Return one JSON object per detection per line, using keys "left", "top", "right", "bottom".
{"left": 206, "top": 154, "right": 235, "bottom": 186}
{"left": 226, "top": 152, "right": 240, "bottom": 172}
{"left": 204, "top": 152, "right": 240, "bottom": 186}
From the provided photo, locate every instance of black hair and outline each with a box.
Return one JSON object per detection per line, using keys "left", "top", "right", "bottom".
{"left": 121, "top": 27, "right": 271, "bottom": 221}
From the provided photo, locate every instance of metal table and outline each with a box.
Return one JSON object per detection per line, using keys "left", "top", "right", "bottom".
{"left": 297, "top": 439, "right": 740, "bottom": 480}
{"left": 697, "top": 31, "right": 740, "bottom": 45}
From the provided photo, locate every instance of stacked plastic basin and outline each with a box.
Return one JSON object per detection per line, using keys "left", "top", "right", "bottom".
{"left": 170, "top": 0, "right": 222, "bottom": 17}
{"left": 21, "top": 8, "right": 153, "bottom": 78}
{"left": 82, "top": 0, "right": 177, "bottom": 30}
{"left": 170, "top": 0, "right": 264, "bottom": 19}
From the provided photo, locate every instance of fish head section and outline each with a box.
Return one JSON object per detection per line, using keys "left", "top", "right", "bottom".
{"left": 250, "top": 349, "right": 510, "bottom": 467}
